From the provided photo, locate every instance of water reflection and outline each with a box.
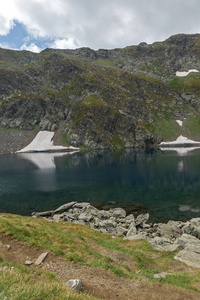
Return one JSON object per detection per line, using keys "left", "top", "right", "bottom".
{"left": 0, "top": 148, "right": 200, "bottom": 222}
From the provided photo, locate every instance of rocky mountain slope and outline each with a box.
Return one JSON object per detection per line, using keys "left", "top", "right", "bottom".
{"left": 1, "top": 33, "right": 200, "bottom": 151}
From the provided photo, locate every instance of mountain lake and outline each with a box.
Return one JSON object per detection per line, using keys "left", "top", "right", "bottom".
{"left": 0, "top": 148, "right": 200, "bottom": 223}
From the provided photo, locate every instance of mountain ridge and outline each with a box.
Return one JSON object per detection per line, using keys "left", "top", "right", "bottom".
{"left": 0, "top": 33, "right": 200, "bottom": 152}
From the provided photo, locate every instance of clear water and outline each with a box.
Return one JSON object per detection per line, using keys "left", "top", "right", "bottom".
{"left": 0, "top": 149, "right": 200, "bottom": 222}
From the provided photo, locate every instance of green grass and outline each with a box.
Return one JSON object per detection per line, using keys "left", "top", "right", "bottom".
{"left": 147, "top": 115, "right": 181, "bottom": 141}
{"left": 0, "top": 262, "right": 96, "bottom": 300}
{"left": 94, "top": 58, "right": 116, "bottom": 68}
{"left": 183, "top": 115, "right": 200, "bottom": 140}
{"left": 168, "top": 73, "right": 200, "bottom": 95}
{"left": 0, "top": 213, "right": 200, "bottom": 294}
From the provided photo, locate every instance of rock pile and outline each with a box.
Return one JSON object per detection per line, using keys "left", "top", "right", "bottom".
{"left": 32, "top": 202, "right": 149, "bottom": 236}
{"left": 32, "top": 202, "right": 200, "bottom": 268}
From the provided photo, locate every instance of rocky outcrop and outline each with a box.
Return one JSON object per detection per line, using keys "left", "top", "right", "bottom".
{"left": 32, "top": 203, "right": 200, "bottom": 268}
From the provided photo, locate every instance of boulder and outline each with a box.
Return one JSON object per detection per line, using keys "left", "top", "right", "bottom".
{"left": 97, "top": 210, "right": 111, "bottom": 220}
{"left": 126, "top": 222, "right": 137, "bottom": 237}
{"left": 54, "top": 202, "right": 77, "bottom": 214}
{"left": 176, "top": 234, "right": 200, "bottom": 250}
{"left": 78, "top": 212, "right": 93, "bottom": 222}
{"left": 116, "top": 226, "right": 128, "bottom": 235}
{"left": 109, "top": 208, "right": 126, "bottom": 218}
{"left": 124, "top": 233, "right": 147, "bottom": 241}
{"left": 135, "top": 213, "right": 149, "bottom": 227}
{"left": 65, "top": 279, "right": 83, "bottom": 292}
{"left": 73, "top": 202, "right": 90, "bottom": 210}
{"left": 174, "top": 250, "right": 200, "bottom": 268}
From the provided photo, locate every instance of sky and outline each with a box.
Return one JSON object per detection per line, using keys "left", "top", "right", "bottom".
{"left": 0, "top": 0, "right": 200, "bottom": 53}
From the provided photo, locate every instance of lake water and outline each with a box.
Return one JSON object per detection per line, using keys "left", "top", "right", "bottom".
{"left": 0, "top": 148, "right": 200, "bottom": 222}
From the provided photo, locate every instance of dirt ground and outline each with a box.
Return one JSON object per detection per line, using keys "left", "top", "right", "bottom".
{"left": 0, "top": 234, "right": 200, "bottom": 300}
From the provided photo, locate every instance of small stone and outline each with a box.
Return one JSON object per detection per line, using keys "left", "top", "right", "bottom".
{"left": 65, "top": 279, "right": 83, "bottom": 292}
{"left": 6, "top": 245, "right": 11, "bottom": 250}
{"left": 25, "top": 260, "right": 32, "bottom": 266}
{"left": 62, "top": 229, "right": 70, "bottom": 233}
{"left": 35, "top": 252, "right": 49, "bottom": 266}
{"left": 153, "top": 272, "right": 171, "bottom": 279}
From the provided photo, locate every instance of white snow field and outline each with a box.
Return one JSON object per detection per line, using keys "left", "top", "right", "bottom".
{"left": 176, "top": 69, "right": 199, "bottom": 77}
{"left": 17, "top": 131, "right": 79, "bottom": 153}
{"left": 159, "top": 135, "right": 200, "bottom": 146}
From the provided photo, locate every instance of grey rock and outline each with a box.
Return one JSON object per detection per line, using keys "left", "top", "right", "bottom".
{"left": 65, "top": 279, "right": 83, "bottom": 292}
{"left": 195, "top": 226, "right": 200, "bottom": 239}
{"left": 78, "top": 212, "right": 93, "bottom": 222}
{"left": 99, "top": 220, "right": 117, "bottom": 229}
{"left": 174, "top": 250, "right": 200, "bottom": 268}
{"left": 73, "top": 220, "right": 86, "bottom": 225}
{"left": 116, "top": 226, "right": 128, "bottom": 235}
{"left": 85, "top": 205, "right": 99, "bottom": 216}
{"left": 126, "top": 214, "right": 135, "bottom": 221}
{"left": 32, "top": 210, "right": 54, "bottom": 217}
{"left": 176, "top": 234, "right": 200, "bottom": 249}
{"left": 190, "top": 218, "right": 200, "bottom": 226}
{"left": 25, "top": 260, "right": 32, "bottom": 266}
{"left": 124, "top": 233, "right": 147, "bottom": 241}
{"left": 99, "top": 228, "right": 107, "bottom": 234}
{"left": 35, "top": 252, "right": 48, "bottom": 266}
{"left": 53, "top": 214, "right": 63, "bottom": 222}
{"left": 54, "top": 202, "right": 77, "bottom": 214}
{"left": 109, "top": 208, "right": 126, "bottom": 218}
{"left": 162, "top": 244, "right": 180, "bottom": 252}
{"left": 153, "top": 272, "right": 172, "bottom": 279}
{"left": 126, "top": 222, "right": 137, "bottom": 237}
{"left": 150, "top": 235, "right": 172, "bottom": 246}
{"left": 73, "top": 202, "right": 90, "bottom": 209}
{"left": 97, "top": 210, "right": 111, "bottom": 220}
{"left": 135, "top": 213, "right": 149, "bottom": 227}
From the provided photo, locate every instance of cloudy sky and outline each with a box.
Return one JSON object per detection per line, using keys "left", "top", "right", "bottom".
{"left": 0, "top": 0, "right": 200, "bottom": 53}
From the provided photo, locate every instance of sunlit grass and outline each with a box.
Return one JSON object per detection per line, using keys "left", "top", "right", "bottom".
{"left": 0, "top": 213, "right": 200, "bottom": 293}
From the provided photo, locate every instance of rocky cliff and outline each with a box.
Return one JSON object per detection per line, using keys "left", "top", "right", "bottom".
{"left": 1, "top": 33, "right": 200, "bottom": 151}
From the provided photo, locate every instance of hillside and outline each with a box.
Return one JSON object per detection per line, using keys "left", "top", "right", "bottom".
{"left": 1, "top": 34, "right": 200, "bottom": 152}
{"left": 1, "top": 213, "right": 200, "bottom": 299}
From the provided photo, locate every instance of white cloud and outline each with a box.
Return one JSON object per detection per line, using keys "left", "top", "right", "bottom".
{"left": 48, "top": 38, "right": 79, "bottom": 49}
{"left": 0, "top": 42, "right": 12, "bottom": 49}
{"left": 0, "top": 0, "right": 200, "bottom": 50}
{"left": 20, "top": 43, "right": 42, "bottom": 53}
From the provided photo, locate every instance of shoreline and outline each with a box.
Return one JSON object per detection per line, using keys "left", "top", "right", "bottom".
{"left": 32, "top": 202, "right": 200, "bottom": 268}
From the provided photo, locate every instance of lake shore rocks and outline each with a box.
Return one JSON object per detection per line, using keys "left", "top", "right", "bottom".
{"left": 32, "top": 203, "right": 200, "bottom": 268}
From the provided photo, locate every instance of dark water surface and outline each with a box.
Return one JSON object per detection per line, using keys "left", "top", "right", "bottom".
{"left": 0, "top": 149, "right": 200, "bottom": 222}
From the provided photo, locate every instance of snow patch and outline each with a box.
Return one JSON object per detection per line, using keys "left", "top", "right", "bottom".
{"left": 159, "top": 135, "right": 200, "bottom": 146}
{"left": 176, "top": 69, "right": 199, "bottom": 77}
{"left": 17, "top": 131, "right": 79, "bottom": 153}
{"left": 176, "top": 120, "right": 183, "bottom": 127}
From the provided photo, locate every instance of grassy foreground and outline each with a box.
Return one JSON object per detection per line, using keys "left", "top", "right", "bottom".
{"left": 0, "top": 213, "right": 200, "bottom": 299}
